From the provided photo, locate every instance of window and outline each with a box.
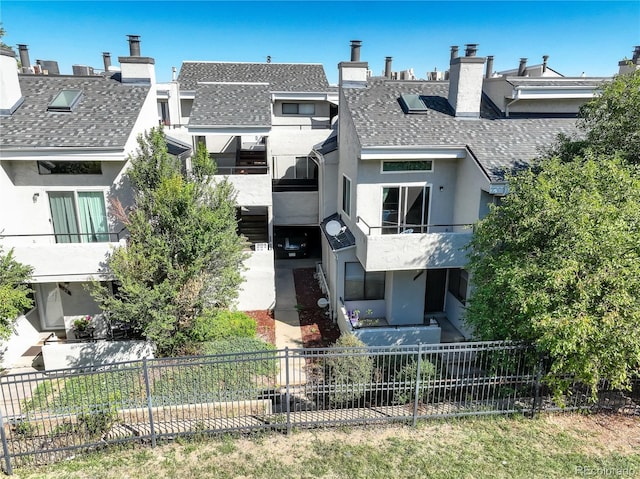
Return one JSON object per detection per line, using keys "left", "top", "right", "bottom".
{"left": 344, "top": 262, "right": 385, "bottom": 300}
{"left": 282, "top": 103, "right": 315, "bottom": 115}
{"left": 382, "top": 161, "right": 433, "bottom": 173}
{"left": 448, "top": 268, "right": 468, "bottom": 303}
{"left": 48, "top": 191, "right": 109, "bottom": 243}
{"left": 38, "top": 161, "right": 102, "bottom": 175}
{"left": 342, "top": 175, "right": 351, "bottom": 217}
{"left": 294, "top": 157, "right": 317, "bottom": 180}
{"left": 47, "top": 89, "right": 83, "bottom": 112}
{"left": 382, "top": 186, "right": 430, "bottom": 234}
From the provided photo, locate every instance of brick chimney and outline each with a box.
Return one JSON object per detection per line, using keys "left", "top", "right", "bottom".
{"left": 0, "top": 47, "right": 24, "bottom": 115}
{"left": 338, "top": 40, "right": 368, "bottom": 88}
{"left": 447, "top": 43, "right": 485, "bottom": 118}
{"left": 118, "top": 34, "right": 156, "bottom": 84}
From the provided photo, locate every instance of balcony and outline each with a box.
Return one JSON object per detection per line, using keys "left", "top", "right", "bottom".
{"left": 355, "top": 218, "right": 473, "bottom": 271}
{"left": 1, "top": 232, "right": 126, "bottom": 282}
{"left": 336, "top": 302, "right": 442, "bottom": 346}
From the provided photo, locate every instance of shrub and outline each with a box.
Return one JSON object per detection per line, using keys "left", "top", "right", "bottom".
{"left": 189, "top": 309, "right": 257, "bottom": 342}
{"left": 392, "top": 358, "right": 437, "bottom": 405}
{"left": 326, "top": 334, "right": 374, "bottom": 407}
{"left": 78, "top": 407, "right": 117, "bottom": 438}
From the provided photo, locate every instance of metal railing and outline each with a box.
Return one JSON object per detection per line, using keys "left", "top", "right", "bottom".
{"left": 215, "top": 165, "right": 269, "bottom": 175}
{"left": 0, "top": 228, "right": 128, "bottom": 245}
{"left": 356, "top": 216, "right": 474, "bottom": 235}
{"left": 0, "top": 342, "right": 638, "bottom": 473}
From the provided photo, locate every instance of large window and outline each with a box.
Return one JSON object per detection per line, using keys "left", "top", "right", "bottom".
{"left": 282, "top": 103, "right": 315, "bottom": 115}
{"left": 448, "top": 268, "right": 468, "bottom": 303}
{"left": 38, "top": 161, "right": 101, "bottom": 175}
{"left": 342, "top": 175, "right": 351, "bottom": 217}
{"left": 344, "top": 262, "right": 385, "bottom": 300}
{"left": 48, "top": 191, "right": 109, "bottom": 243}
{"left": 382, "top": 185, "right": 430, "bottom": 234}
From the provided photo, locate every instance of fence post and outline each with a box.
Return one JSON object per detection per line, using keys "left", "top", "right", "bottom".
{"left": 531, "top": 352, "right": 544, "bottom": 418}
{"left": 412, "top": 344, "right": 423, "bottom": 427}
{"left": 0, "top": 409, "right": 13, "bottom": 476}
{"left": 142, "top": 358, "right": 156, "bottom": 447}
{"left": 284, "top": 347, "right": 291, "bottom": 435}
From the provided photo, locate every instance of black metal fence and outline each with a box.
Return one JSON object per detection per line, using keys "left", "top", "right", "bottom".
{"left": 1, "top": 341, "right": 638, "bottom": 474}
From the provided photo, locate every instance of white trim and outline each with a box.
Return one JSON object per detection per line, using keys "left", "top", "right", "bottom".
{"left": 341, "top": 174, "right": 352, "bottom": 219}
{"left": 361, "top": 147, "right": 466, "bottom": 160}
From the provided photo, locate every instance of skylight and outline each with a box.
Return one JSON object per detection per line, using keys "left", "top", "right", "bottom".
{"left": 399, "top": 94, "right": 429, "bottom": 114}
{"left": 48, "top": 89, "right": 83, "bottom": 112}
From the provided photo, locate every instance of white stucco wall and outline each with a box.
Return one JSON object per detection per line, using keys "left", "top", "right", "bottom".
{"left": 444, "top": 292, "right": 474, "bottom": 339}
{"left": 41, "top": 340, "right": 154, "bottom": 370}
{"left": 216, "top": 174, "right": 272, "bottom": 207}
{"left": 386, "top": 270, "right": 425, "bottom": 325}
{"left": 356, "top": 229, "right": 472, "bottom": 271}
{"left": 272, "top": 191, "right": 318, "bottom": 225}
{"left": 317, "top": 150, "right": 339, "bottom": 221}
{"left": 356, "top": 158, "right": 458, "bottom": 232}
{"left": 271, "top": 100, "right": 331, "bottom": 128}
{"left": 452, "top": 156, "right": 490, "bottom": 227}
{"left": 0, "top": 311, "right": 41, "bottom": 369}
{"left": 7, "top": 241, "right": 122, "bottom": 282}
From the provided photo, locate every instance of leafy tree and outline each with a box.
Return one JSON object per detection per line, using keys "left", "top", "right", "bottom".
{"left": 93, "top": 128, "right": 247, "bottom": 355}
{"left": 0, "top": 247, "right": 33, "bottom": 338}
{"left": 465, "top": 154, "right": 640, "bottom": 394}
{"left": 548, "top": 69, "right": 640, "bottom": 165}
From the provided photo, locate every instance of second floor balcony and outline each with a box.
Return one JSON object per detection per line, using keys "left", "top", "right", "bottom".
{"left": 1, "top": 232, "right": 125, "bottom": 282}
{"left": 355, "top": 217, "right": 473, "bottom": 271}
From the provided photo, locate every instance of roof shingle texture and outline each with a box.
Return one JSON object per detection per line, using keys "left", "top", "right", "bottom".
{"left": 0, "top": 75, "right": 150, "bottom": 149}
{"left": 344, "top": 79, "right": 580, "bottom": 180}
{"left": 178, "top": 62, "right": 330, "bottom": 91}
{"left": 189, "top": 83, "right": 272, "bottom": 127}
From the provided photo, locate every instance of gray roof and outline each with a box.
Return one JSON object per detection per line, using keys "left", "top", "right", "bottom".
{"left": 343, "top": 79, "right": 580, "bottom": 181}
{"left": 190, "top": 83, "right": 271, "bottom": 127}
{"left": 178, "top": 62, "right": 330, "bottom": 92}
{"left": 0, "top": 75, "right": 150, "bottom": 149}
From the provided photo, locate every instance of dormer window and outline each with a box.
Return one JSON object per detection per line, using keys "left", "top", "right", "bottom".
{"left": 48, "top": 89, "right": 83, "bottom": 112}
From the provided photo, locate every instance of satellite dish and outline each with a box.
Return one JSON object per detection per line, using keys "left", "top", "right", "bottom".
{"left": 317, "top": 297, "right": 330, "bottom": 308}
{"left": 326, "top": 220, "right": 342, "bottom": 237}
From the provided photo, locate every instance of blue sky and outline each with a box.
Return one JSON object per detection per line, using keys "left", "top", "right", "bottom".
{"left": 2, "top": 1, "right": 639, "bottom": 84}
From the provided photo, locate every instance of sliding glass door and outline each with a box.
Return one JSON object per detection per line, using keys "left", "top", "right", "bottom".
{"left": 382, "top": 186, "right": 430, "bottom": 234}
{"left": 49, "top": 191, "right": 108, "bottom": 243}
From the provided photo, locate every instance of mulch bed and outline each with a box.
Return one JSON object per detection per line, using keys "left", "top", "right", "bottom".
{"left": 292, "top": 268, "right": 341, "bottom": 348}
{"left": 244, "top": 310, "right": 276, "bottom": 346}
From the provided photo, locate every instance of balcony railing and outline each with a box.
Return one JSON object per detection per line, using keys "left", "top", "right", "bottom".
{"left": 357, "top": 216, "right": 474, "bottom": 235}
{"left": 1, "top": 229, "right": 128, "bottom": 246}
{"left": 215, "top": 165, "right": 269, "bottom": 175}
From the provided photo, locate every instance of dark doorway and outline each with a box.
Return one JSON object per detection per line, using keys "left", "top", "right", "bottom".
{"left": 424, "top": 269, "right": 447, "bottom": 313}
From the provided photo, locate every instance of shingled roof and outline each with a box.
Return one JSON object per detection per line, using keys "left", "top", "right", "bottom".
{"left": 177, "top": 62, "right": 330, "bottom": 92}
{"left": 0, "top": 75, "right": 150, "bottom": 149}
{"left": 343, "top": 79, "right": 580, "bottom": 181}
{"left": 189, "top": 83, "right": 272, "bottom": 127}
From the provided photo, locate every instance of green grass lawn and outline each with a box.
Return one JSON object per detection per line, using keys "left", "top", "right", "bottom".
{"left": 11, "top": 414, "right": 640, "bottom": 479}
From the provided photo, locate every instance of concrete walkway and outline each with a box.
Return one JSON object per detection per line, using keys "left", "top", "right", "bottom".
{"left": 273, "top": 258, "right": 317, "bottom": 385}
